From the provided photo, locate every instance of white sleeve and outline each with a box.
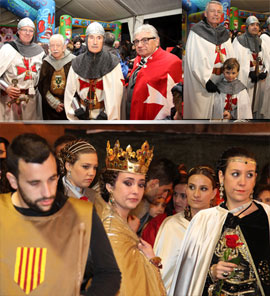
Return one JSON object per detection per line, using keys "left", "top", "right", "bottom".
{"left": 46, "top": 90, "right": 61, "bottom": 109}
{"left": 102, "top": 63, "right": 124, "bottom": 120}
{"left": 0, "top": 44, "right": 17, "bottom": 77}
{"left": 154, "top": 215, "right": 188, "bottom": 295}
{"left": 64, "top": 66, "right": 79, "bottom": 120}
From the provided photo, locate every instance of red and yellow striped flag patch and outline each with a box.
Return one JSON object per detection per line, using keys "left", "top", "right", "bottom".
{"left": 14, "top": 247, "right": 47, "bottom": 294}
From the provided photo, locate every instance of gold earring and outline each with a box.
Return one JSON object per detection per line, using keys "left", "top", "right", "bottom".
{"left": 184, "top": 206, "right": 192, "bottom": 221}
{"left": 109, "top": 191, "right": 115, "bottom": 205}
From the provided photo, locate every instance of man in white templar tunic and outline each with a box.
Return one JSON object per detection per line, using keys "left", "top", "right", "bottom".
{"left": 233, "top": 16, "right": 268, "bottom": 119}
{"left": 64, "top": 22, "right": 123, "bottom": 120}
{"left": 183, "top": 0, "right": 234, "bottom": 119}
{"left": 0, "top": 18, "right": 44, "bottom": 121}
{"left": 259, "top": 16, "right": 270, "bottom": 119}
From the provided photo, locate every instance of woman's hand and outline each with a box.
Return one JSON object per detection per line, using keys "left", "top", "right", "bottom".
{"left": 210, "top": 261, "right": 238, "bottom": 281}
{"left": 138, "top": 238, "right": 155, "bottom": 259}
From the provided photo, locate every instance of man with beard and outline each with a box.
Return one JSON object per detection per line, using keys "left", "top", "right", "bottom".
{"left": 0, "top": 18, "right": 45, "bottom": 121}
{"left": 233, "top": 16, "right": 268, "bottom": 118}
{"left": 0, "top": 133, "right": 121, "bottom": 296}
{"left": 64, "top": 22, "right": 123, "bottom": 120}
{"left": 38, "top": 34, "right": 75, "bottom": 120}
{"left": 183, "top": 0, "right": 235, "bottom": 119}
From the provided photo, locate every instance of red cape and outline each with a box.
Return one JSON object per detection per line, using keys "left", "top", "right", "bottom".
{"left": 130, "top": 47, "right": 182, "bottom": 120}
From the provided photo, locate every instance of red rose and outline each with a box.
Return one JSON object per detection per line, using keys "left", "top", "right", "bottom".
{"left": 225, "top": 234, "right": 243, "bottom": 249}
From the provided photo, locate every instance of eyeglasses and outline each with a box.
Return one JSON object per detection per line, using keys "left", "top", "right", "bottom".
{"left": 20, "top": 28, "right": 34, "bottom": 34}
{"left": 133, "top": 37, "right": 156, "bottom": 46}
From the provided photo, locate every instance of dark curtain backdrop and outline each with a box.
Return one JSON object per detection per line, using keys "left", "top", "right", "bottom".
{"left": 65, "top": 129, "right": 270, "bottom": 178}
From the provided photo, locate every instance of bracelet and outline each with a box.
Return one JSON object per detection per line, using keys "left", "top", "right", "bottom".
{"left": 209, "top": 265, "right": 217, "bottom": 282}
{"left": 149, "top": 256, "right": 162, "bottom": 269}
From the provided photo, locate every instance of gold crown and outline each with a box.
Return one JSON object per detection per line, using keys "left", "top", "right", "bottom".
{"left": 106, "top": 140, "right": 154, "bottom": 174}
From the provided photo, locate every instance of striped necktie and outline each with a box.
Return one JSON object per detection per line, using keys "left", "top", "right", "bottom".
{"left": 132, "top": 58, "right": 146, "bottom": 83}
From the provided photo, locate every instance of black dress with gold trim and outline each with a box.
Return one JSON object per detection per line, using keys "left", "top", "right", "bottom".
{"left": 203, "top": 203, "right": 270, "bottom": 296}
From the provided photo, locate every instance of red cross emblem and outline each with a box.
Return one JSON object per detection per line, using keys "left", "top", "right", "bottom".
{"left": 250, "top": 53, "right": 262, "bottom": 67}
{"left": 78, "top": 78, "right": 104, "bottom": 103}
{"left": 214, "top": 45, "right": 227, "bottom": 64}
{"left": 224, "top": 94, "right": 237, "bottom": 111}
{"left": 79, "top": 79, "right": 103, "bottom": 92}
{"left": 17, "top": 58, "right": 37, "bottom": 81}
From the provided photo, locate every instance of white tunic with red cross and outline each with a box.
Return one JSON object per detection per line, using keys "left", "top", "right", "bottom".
{"left": 0, "top": 43, "right": 44, "bottom": 121}
{"left": 183, "top": 30, "right": 235, "bottom": 119}
{"left": 64, "top": 64, "right": 124, "bottom": 120}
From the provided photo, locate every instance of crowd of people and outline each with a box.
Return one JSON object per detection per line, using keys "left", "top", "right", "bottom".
{"left": 0, "top": 17, "right": 182, "bottom": 121}
{"left": 0, "top": 131, "right": 270, "bottom": 295}
{"left": 1, "top": 0, "right": 270, "bottom": 120}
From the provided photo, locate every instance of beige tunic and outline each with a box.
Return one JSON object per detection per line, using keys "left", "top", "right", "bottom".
{"left": 0, "top": 193, "right": 92, "bottom": 296}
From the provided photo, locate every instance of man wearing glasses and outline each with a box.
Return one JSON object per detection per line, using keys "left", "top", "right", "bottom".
{"left": 183, "top": 0, "right": 235, "bottom": 119}
{"left": 0, "top": 17, "right": 45, "bottom": 121}
{"left": 125, "top": 24, "right": 182, "bottom": 120}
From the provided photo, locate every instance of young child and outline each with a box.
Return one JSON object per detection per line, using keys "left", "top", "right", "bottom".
{"left": 212, "top": 58, "right": 252, "bottom": 120}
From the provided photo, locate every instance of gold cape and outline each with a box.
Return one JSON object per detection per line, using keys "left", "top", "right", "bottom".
{"left": 95, "top": 196, "right": 166, "bottom": 296}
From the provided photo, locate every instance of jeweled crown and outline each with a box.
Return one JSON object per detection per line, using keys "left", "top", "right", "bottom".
{"left": 106, "top": 140, "right": 154, "bottom": 174}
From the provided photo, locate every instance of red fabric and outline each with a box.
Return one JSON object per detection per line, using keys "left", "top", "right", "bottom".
{"left": 214, "top": 45, "right": 227, "bottom": 64}
{"left": 141, "top": 213, "right": 168, "bottom": 247}
{"left": 78, "top": 79, "right": 103, "bottom": 91}
{"left": 224, "top": 94, "right": 237, "bottom": 111}
{"left": 17, "top": 58, "right": 37, "bottom": 81}
{"left": 166, "top": 47, "right": 174, "bottom": 52}
{"left": 130, "top": 47, "right": 182, "bottom": 120}
{"left": 79, "top": 196, "right": 88, "bottom": 201}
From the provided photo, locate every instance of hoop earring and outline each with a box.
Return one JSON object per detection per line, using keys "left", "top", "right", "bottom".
{"left": 219, "top": 182, "right": 224, "bottom": 199}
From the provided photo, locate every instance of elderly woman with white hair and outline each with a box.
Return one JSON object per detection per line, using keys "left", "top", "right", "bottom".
{"left": 38, "top": 33, "right": 75, "bottom": 120}
{"left": 64, "top": 22, "right": 124, "bottom": 120}
{"left": 0, "top": 17, "right": 45, "bottom": 120}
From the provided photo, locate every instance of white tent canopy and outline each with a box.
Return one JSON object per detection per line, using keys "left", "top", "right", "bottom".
{"left": 0, "top": 0, "right": 181, "bottom": 40}
{"left": 55, "top": 0, "right": 181, "bottom": 40}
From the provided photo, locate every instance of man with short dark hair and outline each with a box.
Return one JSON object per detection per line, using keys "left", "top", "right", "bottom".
{"left": 104, "top": 32, "right": 117, "bottom": 54}
{"left": 0, "top": 133, "right": 121, "bottom": 296}
{"left": 131, "top": 158, "right": 178, "bottom": 234}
